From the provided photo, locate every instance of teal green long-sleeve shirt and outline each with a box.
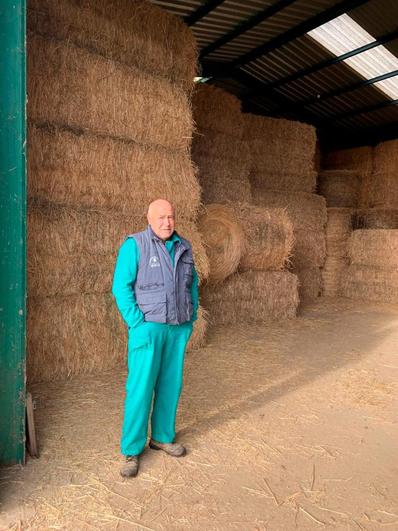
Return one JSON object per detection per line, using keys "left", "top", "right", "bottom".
{"left": 112, "top": 234, "right": 199, "bottom": 329}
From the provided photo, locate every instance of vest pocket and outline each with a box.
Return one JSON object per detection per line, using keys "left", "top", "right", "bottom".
{"left": 137, "top": 291, "right": 167, "bottom": 322}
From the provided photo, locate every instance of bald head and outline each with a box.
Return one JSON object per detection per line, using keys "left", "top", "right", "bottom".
{"left": 147, "top": 199, "right": 175, "bottom": 240}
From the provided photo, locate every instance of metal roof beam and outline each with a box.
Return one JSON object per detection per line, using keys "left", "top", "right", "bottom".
{"left": 261, "top": 27, "right": 398, "bottom": 92}
{"left": 204, "top": 0, "right": 371, "bottom": 79}
{"left": 199, "top": 0, "right": 297, "bottom": 59}
{"left": 267, "top": 69, "right": 398, "bottom": 116}
{"left": 184, "top": 0, "right": 226, "bottom": 27}
{"left": 320, "top": 98, "right": 398, "bottom": 124}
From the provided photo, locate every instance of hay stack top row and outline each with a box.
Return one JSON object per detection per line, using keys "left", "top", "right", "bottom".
{"left": 28, "top": 0, "right": 197, "bottom": 91}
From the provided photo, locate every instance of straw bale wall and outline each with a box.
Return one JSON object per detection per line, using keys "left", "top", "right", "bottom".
{"left": 293, "top": 267, "right": 323, "bottom": 302}
{"left": 198, "top": 204, "right": 244, "bottom": 284}
{"left": 342, "top": 266, "right": 398, "bottom": 304}
{"left": 348, "top": 230, "right": 398, "bottom": 270}
{"left": 28, "top": 203, "right": 210, "bottom": 298}
{"left": 323, "top": 146, "right": 373, "bottom": 175}
{"left": 28, "top": 0, "right": 197, "bottom": 91}
{"left": 322, "top": 208, "right": 353, "bottom": 296}
{"left": 244, "top": 114, "right": 317, "bottom": 186}
{"left": 192, "top": 130, "right": 249, "bottom": 166}
{"left": 201, "top": 271, "right": 299, "bottom": 325}
{"left": 27, "top": 1, "right": 206, "bottom": 381}
{"left": 28, "top": 293, "right": 207, "bottom": 382}
{"left": 292, "top": 230, "right": 326, "bottom": 269}
{"left": 373, "top": 139, "right": 398, "bottom": 173}
{"left": 28, "top": 34, "right": 193, "bottom": 151}
{"left": 365, "top": 171, "right": 398, "bottom": 209}
{"left": 250, "top": 171, "right": 317, "bottom": 193}
{"left": 192, "top": 84, "right": 243, "bottom": 138}
{"left": 28, "top": 124, "right": 200, "bottom": 218}
{"left": 353, "top": 209, "right": 398, "bottom": 230}
{"left": 252, "top": 190, "right": 327, "bottom": 232}
{"left": 318, "top": 170, "right": 361, "bottom": 208}
{"left": 192, "top": 85, "right": 252, "bottom": 205}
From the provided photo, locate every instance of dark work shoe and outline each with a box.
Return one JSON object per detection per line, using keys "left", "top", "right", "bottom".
{"left": 149, "top": 439, "right": 186, "bottom": 457}
{"left": 120, "top": 455, "right": 139, "bottom": 477}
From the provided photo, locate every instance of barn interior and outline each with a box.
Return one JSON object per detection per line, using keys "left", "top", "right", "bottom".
{"left": 1, "top": 0, "right": 398, "bottom": 529}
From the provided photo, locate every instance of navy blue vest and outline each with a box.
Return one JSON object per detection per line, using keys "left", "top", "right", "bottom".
{"left": 130, "top": 226, "right": 194, "bottom": 325}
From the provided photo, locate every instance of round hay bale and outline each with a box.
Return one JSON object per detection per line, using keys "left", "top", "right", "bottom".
{"left": 28, "top": 0, "right": 198, "bottom": 91}
{"left": 342, "top": 265, "right": 398, "bottom": 303}
{"left": 28, "top": 33, "right": 193, "bottom": 150}
{"left": 230, "top": 203, "right": 293, "bottom": 271}
{"left": 192, "top": 84, "right": 243, "bottom": 138}
{"left": 28, "top": 123, "right": 201, "bottom": 218}
{"left": 201, "top": 271, "right": 299, "bottom": 325}
{"left": 198, "top": 204, "right": 244, "bottom": 284}
{"left": 353, "top": 209, "right": 398, "bottom": 230}
{"left": 348, "top": 229, "right": 398, "bottom": 269}
{"left": 318, "top": 170, "right": 361, "bottom": 207}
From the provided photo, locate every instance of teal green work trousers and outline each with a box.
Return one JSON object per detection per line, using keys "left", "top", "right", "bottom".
{"left": 121, "top": 321, "right": 193, "bottom": 456}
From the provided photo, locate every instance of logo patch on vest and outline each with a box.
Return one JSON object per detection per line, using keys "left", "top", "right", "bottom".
{"left": 149, "top": 256, "right": 160, "bottom": 268}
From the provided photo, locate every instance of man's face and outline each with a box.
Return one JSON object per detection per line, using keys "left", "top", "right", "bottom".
{"left": 148, "top": 201, "right": 175, "bottom": 240}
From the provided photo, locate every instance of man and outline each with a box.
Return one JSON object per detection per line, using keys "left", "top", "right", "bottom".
{"left": 112, "top": 199, "right": 199, "bottom": 478}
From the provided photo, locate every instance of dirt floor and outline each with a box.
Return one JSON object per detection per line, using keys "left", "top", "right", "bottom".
{"left": 1, "top": 298, "right": 398, "bottom": 530}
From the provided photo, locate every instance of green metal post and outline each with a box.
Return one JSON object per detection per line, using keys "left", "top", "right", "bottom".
{"left": 0, "top": 0, "right": 26, "bottom": 464}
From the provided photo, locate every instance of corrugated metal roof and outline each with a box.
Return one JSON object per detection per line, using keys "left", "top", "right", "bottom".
{"left": 151, "top": 0, "right": 398, "bottom": 147}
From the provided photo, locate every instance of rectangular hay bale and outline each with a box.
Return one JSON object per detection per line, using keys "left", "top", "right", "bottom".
{"left": 28, "top": 124, "right": 200, "bottom": 217}
{"left": 201, "top": 271, "right": 299, "bottom": 325}
{"left": 28, "top": 33, "right": 193, "bottom": 150}
{"left": 28, "top": 0, "right": 197, "bottom": 91}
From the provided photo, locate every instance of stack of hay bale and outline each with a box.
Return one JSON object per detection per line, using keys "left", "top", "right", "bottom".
{"left": 318, "top": 170, "right": 360, "bottom": 296}
{"left": 244, "top": 114, "right": 326, "bottom": 302}
{"left": 192, "top": 85, "right": 299, "bottom": 325}
{"left": 27, "top": 0, "right": 208, "bottom": 382}
{"left": 342, "top": 230, "right": 398, "bottom": 303}
{"left": 322, "top": 145, "right": 374, "bottom": 208}
{"left": 340, "top": 140, "right": 398, "bottom": 303}
{"left": 192, "top": 84, "right": 252, "bottom": 203}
